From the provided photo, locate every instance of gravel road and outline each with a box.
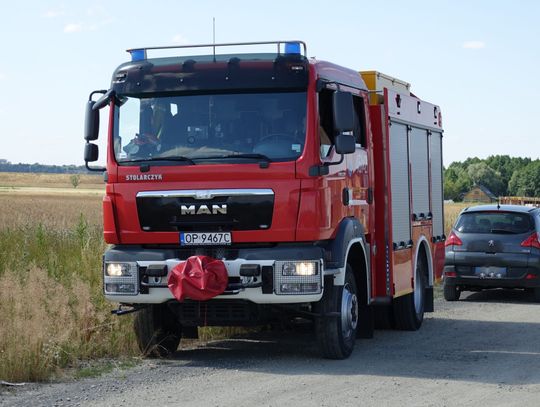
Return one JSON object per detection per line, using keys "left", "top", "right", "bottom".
{"left": 2, "top": 290, "right": 539, "bottom": 407}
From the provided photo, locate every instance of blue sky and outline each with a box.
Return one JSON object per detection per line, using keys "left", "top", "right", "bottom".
{"left": 0, "top": 1, "right": 538, "bottom": 166}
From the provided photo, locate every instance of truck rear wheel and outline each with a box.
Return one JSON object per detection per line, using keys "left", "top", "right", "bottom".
{"left": 315, "top": 265, "right": 358, "bottom": 359}
{"left": 134, "top": 304, "right": 182, "bottom": 357}
{"left": 393, "top": 255, "right": 426, "bottom": 331}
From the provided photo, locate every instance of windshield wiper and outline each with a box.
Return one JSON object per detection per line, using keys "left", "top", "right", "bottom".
{"left": 198, "top": 153, "right": 272, "bottom": 168}
{"left": 121, "top": 156, "right": 196, "bottom": 165}
{"left": 201, "top": 153, "right": 272, "bottom": 161}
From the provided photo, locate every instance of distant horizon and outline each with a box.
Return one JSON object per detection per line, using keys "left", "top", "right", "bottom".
{"left": 1, "top": 153, "right": 539, "bottom": 169}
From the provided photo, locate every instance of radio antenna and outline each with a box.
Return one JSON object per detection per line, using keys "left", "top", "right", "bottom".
{"left": 212, "top": 17, "right": 216, "bottom": 62}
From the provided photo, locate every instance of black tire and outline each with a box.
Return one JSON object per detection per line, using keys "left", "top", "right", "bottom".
{"left": 373, "top": 304, "right": 396, "bottom": 330}
{"left": 393, "top": 255, "right": 426, "bottom": 331}
{"left": 443, "top": 281, "right": 461, "bottom": 301}
{"left": 315, "top": 264, "right": 358, "bottom": 359}
{"left": 134, "top": 304, "right": 182, "bottom": 357}
{"left": 533, "top": 288, "right": 540, "bottom": 303}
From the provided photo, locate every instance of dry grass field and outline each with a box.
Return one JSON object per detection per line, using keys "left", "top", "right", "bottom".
{"left": 445, "top": 202, "right": 468, "bottom": 233}
{"left": 0, "top": 172, "right": 104, "bottom": 190}
{"left": 0, "top": 172, "right": 469, "bottom": 382}
{"left": 0, "top": 176, "right": 135, "bottom": 383}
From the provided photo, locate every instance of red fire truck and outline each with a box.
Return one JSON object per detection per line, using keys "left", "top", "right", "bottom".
{"left": 84, "top": 41, "right": 445, "bottom": 359}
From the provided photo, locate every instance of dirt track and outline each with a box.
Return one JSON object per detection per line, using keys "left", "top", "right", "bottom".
{"left": 2, "top": 290, "right": 540, "bottom": 407}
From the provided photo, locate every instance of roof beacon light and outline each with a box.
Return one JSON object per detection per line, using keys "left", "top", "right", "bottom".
{"left": 129, "top": 49, "right": 147, "bottom": 62}
{"left": 284, "top": 42, "right": 301, "bottom": 55}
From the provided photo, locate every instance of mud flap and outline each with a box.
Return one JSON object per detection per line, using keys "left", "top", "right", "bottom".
{"left": 356, "top": 304, "right": 374, "bottom": 339}
{"left": 424, "top": 286, "right": 434, "bottom": 312}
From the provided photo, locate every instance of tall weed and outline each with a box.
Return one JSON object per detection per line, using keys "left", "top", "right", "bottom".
{"left": 0, "top": 208, "right": 136, "bottom": 382}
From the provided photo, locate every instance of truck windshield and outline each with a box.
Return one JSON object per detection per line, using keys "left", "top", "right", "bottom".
{"left": 114, "top": 92, "right": 307, "bottom": 164}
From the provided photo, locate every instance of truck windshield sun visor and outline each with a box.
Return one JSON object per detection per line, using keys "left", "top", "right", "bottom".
{"left": 111, "top": 54, "right": 308, "bottom": 95}
{"left": 114, "top": 91, "right": 307, "bottom": 165}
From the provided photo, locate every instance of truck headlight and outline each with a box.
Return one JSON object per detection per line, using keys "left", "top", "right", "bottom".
{"left": 106, "top": 263, "right": 133, "bottom": 277}
{"left": 275, "top": 261, "right": 322, "bottom": 295}
{"left": 281, "top": 261, "right": 318, "bottom": 276}
{"left": 104, "top": 262, "right": 138, "bottom": 295}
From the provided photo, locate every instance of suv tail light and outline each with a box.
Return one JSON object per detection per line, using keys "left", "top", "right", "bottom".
{"left": 520, "top": 232, "right": 540, "bottom": 249}
{"left": 445, "top": 231, "right": 463, "bottom": 247}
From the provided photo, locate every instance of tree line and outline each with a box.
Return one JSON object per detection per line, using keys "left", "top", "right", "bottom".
{"left": 444, "top": 155, "right": 540, "bottom": 201}
{"left": 0, "top": 159, "right": 89, "bottom": 174}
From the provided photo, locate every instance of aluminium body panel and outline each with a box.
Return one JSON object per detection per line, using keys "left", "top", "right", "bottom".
{"left": 386, "top": 89, "right": 443, "bottom": 132}
{"left": 430, "top": 131, "right": 444, "bottom": 238}
{"left": 388, "top": 121, "right": 412, "bottom": 247}
{"left": 409, "top": 126, "right": 430, "bottom": 218}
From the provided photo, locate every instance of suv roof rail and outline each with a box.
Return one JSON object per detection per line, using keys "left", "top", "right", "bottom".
{"left": 126, "top": 40, "right": 307, "bottom": 61}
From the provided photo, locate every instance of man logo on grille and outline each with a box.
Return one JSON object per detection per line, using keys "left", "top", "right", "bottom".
{"left": 488, "top": 240, "right": 495, "bottom": 247}
{"left": 181, "top": 204, "right": 227, "bottom": 215}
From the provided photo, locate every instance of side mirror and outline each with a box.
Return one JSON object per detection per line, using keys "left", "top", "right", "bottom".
{"left": 332, "top": 91, "right": 354, "bottom": 133}
{"left": 335, "top": 134, "right": 356, "bottom": 154}
{"left": 84, "top": 143, "right": 99, "bottom": 162}
{"left": 83, "top": 89, "right": 108, "bottom": 172}
{"left": 84, "top": 100, "right": 99, "bottom": 141}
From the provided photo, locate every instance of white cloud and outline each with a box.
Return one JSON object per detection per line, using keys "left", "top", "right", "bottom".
{"left": 172, "top": 34, "right": 189, "bottom": 45}
{"left": 463, "top": 41, "right": 486, "bottom": 49}
{"left": 64, "top": 23, "right": 83, "bottom": 33}
{"left": 43, "top": 10, "right": 64, "bottom": 18}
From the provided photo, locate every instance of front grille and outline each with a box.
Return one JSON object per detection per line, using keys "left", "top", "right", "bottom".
{"left": 170, "top": 300, "right": 260, "bottom": 326}
{"left": 141, "top": 244, "right": 275, "bottom": 260}
{"left": 136, "top": 191, "right": 274, "bottom": 232}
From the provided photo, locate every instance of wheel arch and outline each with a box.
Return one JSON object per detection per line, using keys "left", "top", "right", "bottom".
{"left": 346, "top": 241, "right": 371, "bottom": 305}
{"left": 323, "top": 217, "right": 370, "bottom": 303}
{"left": 414, "top": 236, "right": 433, "bottom": 286}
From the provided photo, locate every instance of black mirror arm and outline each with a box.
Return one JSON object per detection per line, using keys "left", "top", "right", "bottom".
{"left": 88, "top": 90, "right": 107, "bottom": 101}
{"left": 309, "top": 154, "right": 344, "bottom": 176}
{"left": 325, "top": 154, "right": 345, "bottom": 167}
{"left": 85, "top": 161, "right": 106, "bottom": 172}
{"left": 93, "top": 89, "right": 116, "bottom": 111}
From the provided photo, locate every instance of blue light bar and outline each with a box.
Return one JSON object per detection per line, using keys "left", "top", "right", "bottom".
{"left": 129, "top": 49, "right": 147, "bottom": 61}
{"left": 284, "top": 42, "right": 301, "bottom": 55}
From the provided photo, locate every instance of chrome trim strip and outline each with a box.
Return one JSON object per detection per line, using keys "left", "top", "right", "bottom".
{"left": 136, "top": 189, "right": 274, "bottom": 199}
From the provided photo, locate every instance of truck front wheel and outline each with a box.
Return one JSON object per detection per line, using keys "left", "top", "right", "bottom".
{"left": 315, "top": 264, "right": 358, "bottom": 359}
{"left": 133, "top": 303, "right": 182, "bottom": 357}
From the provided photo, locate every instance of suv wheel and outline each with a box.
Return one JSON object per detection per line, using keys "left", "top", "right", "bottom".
{"left": 534, "top": 288, "right": 540, "bottom": 303}
{"left": 443, "top": 281, "right": 461, "bottom": 301}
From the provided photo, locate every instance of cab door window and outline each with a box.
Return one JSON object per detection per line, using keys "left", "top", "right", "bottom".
{"left": 319, "top": 89, "right": 366, "bottom": 158}
{"left": 318, "top": 89, "right": 334, "bottom": 158}
{"left": 352, "top": 95, "right": 366, "bottom": 147}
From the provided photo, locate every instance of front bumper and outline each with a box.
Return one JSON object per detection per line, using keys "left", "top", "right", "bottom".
{"left": 103, "top": 244, "right": 329, "bottom": 304}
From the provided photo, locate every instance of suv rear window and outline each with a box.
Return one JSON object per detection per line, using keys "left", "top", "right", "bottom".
{"left": 455, "top": 211, "right": 535, "bottom": 234}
